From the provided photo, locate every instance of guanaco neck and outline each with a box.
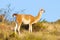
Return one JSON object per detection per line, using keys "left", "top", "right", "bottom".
{"left": 35, "top": 10, "right": 43, "bottom": 22}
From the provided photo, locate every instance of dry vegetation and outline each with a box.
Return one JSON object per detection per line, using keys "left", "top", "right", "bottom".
{"left": 0, "top": 19, "right": 60, "bottom": 40}
{"left": 0, "top": 4, "right": 60, "bottom": 40}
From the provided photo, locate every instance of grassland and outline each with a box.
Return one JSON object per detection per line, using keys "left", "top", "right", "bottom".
{"left": 0, "top": 20, "right": 60, "bottom": 40}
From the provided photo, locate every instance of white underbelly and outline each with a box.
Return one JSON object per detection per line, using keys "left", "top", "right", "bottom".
{"left": 22, "top": 18, "right": 30, "bottom": 24}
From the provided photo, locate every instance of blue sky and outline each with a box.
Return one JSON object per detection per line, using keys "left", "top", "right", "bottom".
{"left": 0, "top": 0, "right": 60, "bottom": 22}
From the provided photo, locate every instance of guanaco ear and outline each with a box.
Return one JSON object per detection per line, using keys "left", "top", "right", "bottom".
{"left": 40, "top": 9, "right": 45, "bottom": 13}
{"left": 12, "top": 13, "right": 17, "bottom": 17}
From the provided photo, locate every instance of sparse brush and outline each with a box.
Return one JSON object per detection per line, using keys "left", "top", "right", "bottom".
{"left": 0, "top": 19, "right": 60, "bottom": 40}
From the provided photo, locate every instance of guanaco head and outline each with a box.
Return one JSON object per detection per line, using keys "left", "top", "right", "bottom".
{"left": 40, "top": 9, "right": 45, "bottom": 13}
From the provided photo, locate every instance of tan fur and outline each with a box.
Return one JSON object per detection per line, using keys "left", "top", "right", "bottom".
{"left": 13, "top": 9, "right": 45, "bottom": 34}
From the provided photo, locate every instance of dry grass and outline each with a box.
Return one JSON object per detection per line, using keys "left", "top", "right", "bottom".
{"left": 0, "top": 20, "right": 60, "bottom": 40}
